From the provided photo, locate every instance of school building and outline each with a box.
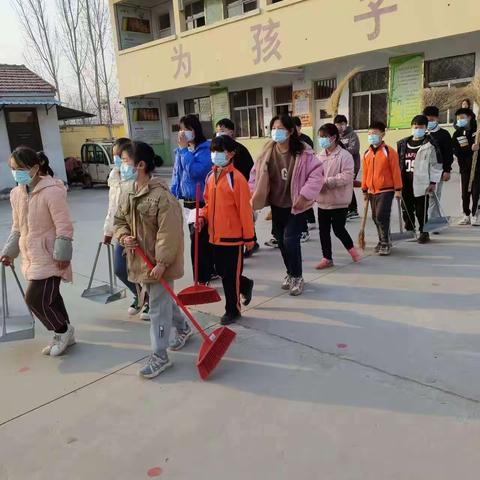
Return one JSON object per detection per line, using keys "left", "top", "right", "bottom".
{"left": 109, "top": 0, "right": 480, "bottom": 165}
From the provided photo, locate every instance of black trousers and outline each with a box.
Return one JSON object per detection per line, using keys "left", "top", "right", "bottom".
{"left": 460, "top": 168, "right": 480, "bottom": 216}
{"left": 317, "top": 208, "right": 354, "bottom": 260}
{"left": 348, "top": 164, "right": 360, "bottom": 213}
{"left": 370, "top": 191, "right": 394, "bottom": 245}
{"left": 402, "top": 174, "right": 428, "bottom": 232}
{"left": 302, "top": 208, "right": 316, "bottom": 233}
{"left": 189, "top": 223, "right": 215, "bottom": 284}
{"left": 25, "top": 277, "right": 70, "bottom": 333}
{"left": 212, "top": 245, "right": 252, "bottom": 315}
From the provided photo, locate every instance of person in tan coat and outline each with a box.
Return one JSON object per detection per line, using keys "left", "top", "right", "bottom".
{"left": 114, "top": 141, "right": 189, "bottom": 379}
{"left": 1, "top": 148, "right": 75, "bottom": 357}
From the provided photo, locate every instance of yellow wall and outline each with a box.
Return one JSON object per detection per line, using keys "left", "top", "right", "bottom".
{"left": 60, "top": 124, "right": 126, "bottom": 158}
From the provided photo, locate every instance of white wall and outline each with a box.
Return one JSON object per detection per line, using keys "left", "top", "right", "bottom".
{"left": 0, "top": 110, "right": 14, "bottom": 191}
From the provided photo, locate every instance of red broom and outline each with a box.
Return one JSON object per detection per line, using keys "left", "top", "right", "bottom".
{"left": 177, "top": 183, "right": 221, "bottom": 306}
{"left": 135, "top": 247, "right": 235, "bottom": 380}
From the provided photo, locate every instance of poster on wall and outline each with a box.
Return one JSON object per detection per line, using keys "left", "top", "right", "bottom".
{"left": 117, "top": 5, "right": 153, "bottom": 50}
{"left": 293, "top": 89, "right": 312, "bottom": 127}
{"left": 210, "top": 89, "right": 230, "bottom": 127}
{"left": 128, "top": 98, "right": 163, "bottom": 144}
{"left": 388, "top": 54, "right": 424, "bottom": 129}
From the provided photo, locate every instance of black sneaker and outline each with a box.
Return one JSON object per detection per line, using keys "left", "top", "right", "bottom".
{"left": 221, "top": 311, "right": 241, "bottom": 325}
{"left": 347, "top": 211, "right": 360, "bottom": 220}
{"left": 241, "top": 279, "right": 254, "bottom": 306}
{"left": 264, "top": 238, "right": 278, "bottom": 248}
{"left": 244, "top": 242, "right": 260, "bottom": 258}
{"left": 374, "top": 242, "right": 381, "bottom": 253}
{"left": 418, "top": 232, "right": 430, "bottom": 244}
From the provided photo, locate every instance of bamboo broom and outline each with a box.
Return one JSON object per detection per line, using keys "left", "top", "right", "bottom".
{"left": 465, "top": 74, "right": 480, "bottom": 193}
{"left": 326, "top": 67, "right": 362, "bottom": 118}
{"left": 358, "top": 196, "right": 369, "bottom": 250}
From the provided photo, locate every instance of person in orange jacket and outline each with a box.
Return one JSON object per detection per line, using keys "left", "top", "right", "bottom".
{"left": 199, "top": 135, "right": 255, "bottom": 325}
{"left": 361, "top": 121, "right": 403, "bottom": 256}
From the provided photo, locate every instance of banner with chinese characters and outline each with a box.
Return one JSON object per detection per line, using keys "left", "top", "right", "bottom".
{"left": 210, "top": 89, "right": 230, "bottom": 127}
{"left": 127, "top": 98, "right": 163, "bottom": 144}
{"left": 388, "top": 54, "right": 424, "bottom": 129}
{"left": 293, "top": 89, "right": 312, "bottom": 127}
{"left": 117, "top": 6, "right": 153, "bottom": 50}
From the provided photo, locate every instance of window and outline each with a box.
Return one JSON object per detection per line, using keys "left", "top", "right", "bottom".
{"left": 166, "top": 102, "right": 179, "bottom": 118}
{"left": 314, "top": 78, "right": 337, "bottom": 119}
{"left": 425, "top": 53, "right": 475, "bottom": 124}
{"left": 274, "top": 85, "right": 292, "bottom": 115}
{"left": 184, "top": 96, "right": 213, "bottom": 138}
{"left": 350, "top": 68, "right": 388, "bottom": 130}
{"left": 158, "top": 12, "right": 171, "bottom": 38}
{"left": 229, "top": 88, "right": 264, "bottom": 138}
{"left": 184, "top": 0, "right": 205, "bottom": 30}
{"left": 225, "top": 0, "right": 257, "bottom": 17}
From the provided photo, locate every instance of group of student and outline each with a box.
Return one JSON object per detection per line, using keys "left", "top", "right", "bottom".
{"left": 1, "top": 100, "right": 478, "bottom": 380}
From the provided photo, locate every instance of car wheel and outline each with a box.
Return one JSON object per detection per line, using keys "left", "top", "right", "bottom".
{"left": 82, "top": 174, "right": 93, "bottom": 189}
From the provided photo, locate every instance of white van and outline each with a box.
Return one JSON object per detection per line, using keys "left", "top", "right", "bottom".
{"left": 80, "top": 140, "right": 115, "bottom": 186}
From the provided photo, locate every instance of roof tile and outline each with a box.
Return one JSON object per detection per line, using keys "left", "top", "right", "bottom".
{"left": 0, "top": 64, "right": 56, "bottom": 94}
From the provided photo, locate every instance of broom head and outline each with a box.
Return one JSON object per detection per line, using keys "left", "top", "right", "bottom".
{"left": 197, "top": 326, "right": 236, "bottom": 380}
{"left": 358, "top": 231, "right": 366, "bottom": 250}
{"left": 177, "top": 284, "right": 221, "bottom": 306}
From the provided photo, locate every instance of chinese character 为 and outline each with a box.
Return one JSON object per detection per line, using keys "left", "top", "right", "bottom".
{"left": 171, "top": 44, "right": 191, "bottom": 79}
{"left": 250, "top": 18, "right": 281, "bottom": 65}
{"left": 354, "top": 0, "right": 398, "bottom": 41}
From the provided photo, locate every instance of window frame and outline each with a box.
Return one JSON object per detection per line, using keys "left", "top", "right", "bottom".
{"left": 225, "top": 0, "right": 257, "bottom": 17}
{"left": 184, "top": 0, "right": 206, "bottom": 30}
{"left": 273, "top": 85, "right": 293, "bottom": 116}
{"left": 229, "top": 87, "right": 264, "bottom": 139}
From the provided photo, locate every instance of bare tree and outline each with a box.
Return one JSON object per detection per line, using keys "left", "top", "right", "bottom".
{"left": 12, "top": 0, "right": 62, "bottom": 100}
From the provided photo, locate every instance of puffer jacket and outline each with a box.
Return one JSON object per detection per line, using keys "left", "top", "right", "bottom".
{"left": 249, "top": 140, "right": 325, "bottom": 215}
{"left": 317, "top": 146, "right": 354, "bottom": 209}
{"left": 1, "top": 176, "right": 74, "bottom": 282}
{"left": 339, "top": 126, "right": 361, "bottom": 172}
{"left": 171, "top": 140, "right": 212, "bottom": 203}
{"left": 103, "top": 169, "right": 134, "bottom": 236}
{"left": 114, "top": 177, "right": 184, "bottom": 283}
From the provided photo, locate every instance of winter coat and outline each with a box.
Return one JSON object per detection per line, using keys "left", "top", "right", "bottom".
{"left": 201, "top": 163, "right": 255, "bottom": 246}
{"left": 114, "top": 177, "right": 184, "bottom": 284}
{"left": 317, "top": 146, "right": 354, "bottom": 210}
{"left": 339, "top": 126, "right": 361, "bottom": 173}
{"left": 103, "top": 169, "right": 134, "bottom": 237}
{"left": 397, "top": 137, "right": 443, "bottom": 197}
{"left": 1, "top": 176, "right": 73, "bottom": 282}
{"left": 171, "top": 140, "right": 212, "bottom": 203}
{"left": 249, "top": 140, "right": 325, "bottom": 215}
{"left": 452, "top": 128, "right": 476, "bottom": 173}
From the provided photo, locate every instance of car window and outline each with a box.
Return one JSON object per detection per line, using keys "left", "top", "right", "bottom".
{"left": 94, "top": 145, "right": 109, "bottom": 165}
{"left": 87, "top": 145, "right": 96, "bottom": 164}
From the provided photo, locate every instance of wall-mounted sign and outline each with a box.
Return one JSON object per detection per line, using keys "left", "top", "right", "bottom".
{"left": 117, "top": 6, "right": 153, "bottom": 50}
{"left": 293, "top": 89, "right": 312, "bottom": 127}
{"left": 210, "top": 89, "right": 230, "bottom": 127}
{"left": 128, "top": 98, "right": 163, "bottom": 144}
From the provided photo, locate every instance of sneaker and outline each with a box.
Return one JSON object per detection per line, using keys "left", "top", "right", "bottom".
{"left": 315, "top": 258, "right": 334, "bottom": 270}
{"left": 307, "top": 223, "right": 317, "bottom": 231}
{"left": 472, "top": 214, "right": 480, "bottom": 226}
{"left": 42, "top": 326, "right": 76, "bottom": 355}
{"left": 138, "top": 353, "right": 172, "bottom": 379}
{"left": 48, "top": 325, "right": 76, "bottom": 357}
{"left": 300, "top": 231, "right": 310, "bottom": 243}
{"left": 289, "top": 277, "right": 304, "bottom": 296}
{"left": 374, "top": 242, "right": 382, "bottom": 253}
{"left": 140, "top": 304, "right": 150, "bottom": 321}
{"left": 458, "top": 215, "right": 471, "bottom": 225}
{"left": 348, "top": 247, "right": 360, "bottom": 262}
{"left": 379, "top": 244, "right": 391, "bottom": 256}
{"left": 418, "top": 232, "right": 430, "bottom": 244}
{"left": 281, "top": 275, "right": 292, "bottom": 290}
{"left": 169, "top": 325, "right": 193, "bottom": 351}
{"left": 221, "top": 311, "right": 241, "bottom": 325}
{"left": 128, "top": 297, "right": 141, "bottom": 316}
{"left": 241, "top": 278, "right": 254, "bottom": 306}
{"left": 347, "top": 211, "right": 360, "bottom": 220}
{"left": 265, "top": 238, "right": 278, "bottom": 248}
{"left": 244, "top": 242, "right": 260, "bottom": 258}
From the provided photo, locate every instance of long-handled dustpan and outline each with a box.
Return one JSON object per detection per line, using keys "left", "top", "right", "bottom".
{"left": 423, "top": 192, "right": 449, "bottom": 233}
{"left": 1, "top": 263, "right": 35, "bottom": 342}
{"left": 391, "top": 197, "right": 416, "bottom": 241}
{"left": 82, "top": 242, "right": 126, "bottom": 303}
{"left": 177, "top": 183, "right": 220, "bottom": 306}
{"left": 136, "top": 247, "right": 235, "bottom": 380}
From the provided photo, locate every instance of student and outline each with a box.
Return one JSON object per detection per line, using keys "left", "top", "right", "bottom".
{"left": 115, "top": 141, "right": 190, "bottom": 379}
{"left": 361, "top": 122, "right": 402, "bottom": 255}
{"left": 456, "top": 100, "right": 477, "bottom": 133}
{"left": 397, "top": 115, "right": 443, "bottom": 243}
{"left": 452, "top": 108, "right": 480, "bottom": 225}
{"left": 171, "top": 114, "right": 214, "bottom": 284}
{"left": 199, "top": 135, "right": 255, "bottom": 325}
{"left": 334, "top": 115, "right": 361, "bottom": 219}
{"left": 1, "top": 147, "right": 75, "bottom": 356}
{"left": 315, "top": 123, "right": 359, "bottom": 269}
{"left": 249, "top": 115, "right": 324, "bottom": 296}
{"left": 423, "top": 106, "right": 453, "bottom": 221}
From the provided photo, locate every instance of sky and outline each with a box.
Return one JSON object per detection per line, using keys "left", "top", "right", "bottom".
{"left": 0, "top": 2, "right": 26, "bottom": 65}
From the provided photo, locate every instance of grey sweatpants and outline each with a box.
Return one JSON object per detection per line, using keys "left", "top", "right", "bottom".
{"left": 146, "top": 281, "right": 187, "bottom": 357}
{"left": 428, "top": 180, "right": 444, "bottom": 219}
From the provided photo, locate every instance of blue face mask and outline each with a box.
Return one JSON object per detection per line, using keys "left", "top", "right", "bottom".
{"left": 120, "top": 164, "right": 137, "bottom": 181}
{"left": 427, "top": 121, "right": 438, "bottom": 131}
{"left": 457, "top": 118, "right": 469, "bottom": 128}
{"left": 412, "top": 128, "right": 426, "bottom": 139}
{"left": 211, "top": 151, "right": 229, "bottom": 167}
{"left": 113, "top": 155, "right": 122, "bottom": 169}
{"left": 271, "top": 128, "right": 288, "bottom": 143}
{"left": 368, "top": 134, "right": 381, "bottom": 146}
{"left": 318, "top": 137, "right": 332, "bottom": 150}
{"left": 12, "top": 169, "right": 33, "bottom": 185}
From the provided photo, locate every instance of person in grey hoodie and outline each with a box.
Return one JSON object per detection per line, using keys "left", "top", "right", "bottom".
{"left": 334, "top": 115, "right": 360, "bottom": 219}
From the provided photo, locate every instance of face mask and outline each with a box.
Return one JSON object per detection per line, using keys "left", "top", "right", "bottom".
{"left": 120, "top": 164, "right": 137, "bottom": 181}
{"left": 368, "top": 134, "right": 381, "bottom": 146}
{"left": 412, "top": 128, "right": 426, "bottom": 139}
{"left": 457, "top": 118, "right": 469, "bottom": 128}
{"left": 271, "top": 128, "right": 288, "bottom": 143}
{"left": 211, "top": 151, "right": 229, "bottom": 167}
{"left": 318, "top": 137, "right": 332, "bottom": 150}
{"left": 113, "top": 155, "right": 122, "bottom": 169}
{"left": 427, "top": 121, "right": 438, "bottom": 131}
{"left": 216, "top": 132, "right": 225, "bottom": 137}
{"left": 184, "top": 130, "right": 194, "bottom": 142}
{"left": 12, "top": 169, "right": 33, "bottom": 185}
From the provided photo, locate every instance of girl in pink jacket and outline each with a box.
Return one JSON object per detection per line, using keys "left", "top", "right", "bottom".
{"left": 1, "top": 148, "right": 75, "bottom": 357}
{"left": 316, "top": 123, "right": 360, "bottom": 270}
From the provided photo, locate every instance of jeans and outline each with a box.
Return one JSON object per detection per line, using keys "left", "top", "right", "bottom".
{"left": 146, "top": 281, "right": 187, "bottom": 357}
{"left": 271, "top": 206, "right": 304, "bottom": 278}
{"left": 317, "top": 208, "right": 354, "bottom": 260}
{"left": 370, "top": 191, "right": 394, "bottom": 245}
{"left": 114, "top": 243, "right": 138, "bottom": 297}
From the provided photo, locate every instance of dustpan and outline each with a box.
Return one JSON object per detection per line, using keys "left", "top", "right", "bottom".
{"left": 423, "top": 193, "right": 449, "bottom": 233}
{"left": 390, "top": 197, "right": 416, "bottom": 241}
{"left": 1, "top": 263, "right": 35, "bottom": 342}
{"left": 82, "top": 242, "right": 126, "bottom": 303}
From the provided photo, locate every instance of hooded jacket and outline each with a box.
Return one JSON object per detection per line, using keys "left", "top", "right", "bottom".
{"left": 339, "top": 126, "right": 361, "bottom": 172}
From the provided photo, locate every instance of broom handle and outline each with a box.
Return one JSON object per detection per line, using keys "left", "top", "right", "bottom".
{"left": 194, "top": 183, "right": 200, "bottom": 286}
{"left": 397, "top": 197, "right": 404, "bottom": 234}
{"left": 135, "top": 247, "right": 210, "bottom": 342}
{"left": 468, "top": 127, "right": 480, "bottom": 192}
{"left": 360, "top": 195, "right": 369, "bottom": 233}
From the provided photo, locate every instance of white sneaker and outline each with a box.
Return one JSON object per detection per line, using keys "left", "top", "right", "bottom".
{"left": 281, "top": 275, "right": 292, "bottom": 291}
{"left": 472, "top": 214, "right": 480, "bottom": 226}
{"left": 307, "top": 223, "right": 317, "bottom": 231}
{"left": 289, "top": 277, "right": 305, "bottom": 296}
{"left": 300, "top": 232, "right": 310, "bottom": 243}
{"left": 47, "top": 325, "right": 76, "bottom": 357}
{"left": 127, "top": 297, "right": 142, "bottom": 316}
{"left": 458, "top": 215, "right": 471, "bottom": 225}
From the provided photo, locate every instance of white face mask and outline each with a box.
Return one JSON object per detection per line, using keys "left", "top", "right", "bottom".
{"left": 184, "top": 130, "right": 194, "bottom": 142}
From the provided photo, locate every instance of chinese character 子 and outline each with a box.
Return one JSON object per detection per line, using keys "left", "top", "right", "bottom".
{"left": 354, "top": 0, "right": 398, "bottom": 41}
{"left": 171, "top": 44, "right": 191, "bottom": 79}
{"left": 250, "top": 18, "right": 281, "bottom": 65}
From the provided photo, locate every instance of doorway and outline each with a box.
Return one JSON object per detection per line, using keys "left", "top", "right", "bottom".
{"left": 5, "top": 108, "right": 43, "bottom": 151}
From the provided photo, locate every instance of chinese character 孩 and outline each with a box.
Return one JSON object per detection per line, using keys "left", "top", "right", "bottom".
{"left": 250, "top": 18, "right": 281, "bottom": 65}
{"left": 354, "top": 0, "right": 398, "bottom": 41}
{"left": 171, "top": 44, "right": 191, "bottom": 79}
